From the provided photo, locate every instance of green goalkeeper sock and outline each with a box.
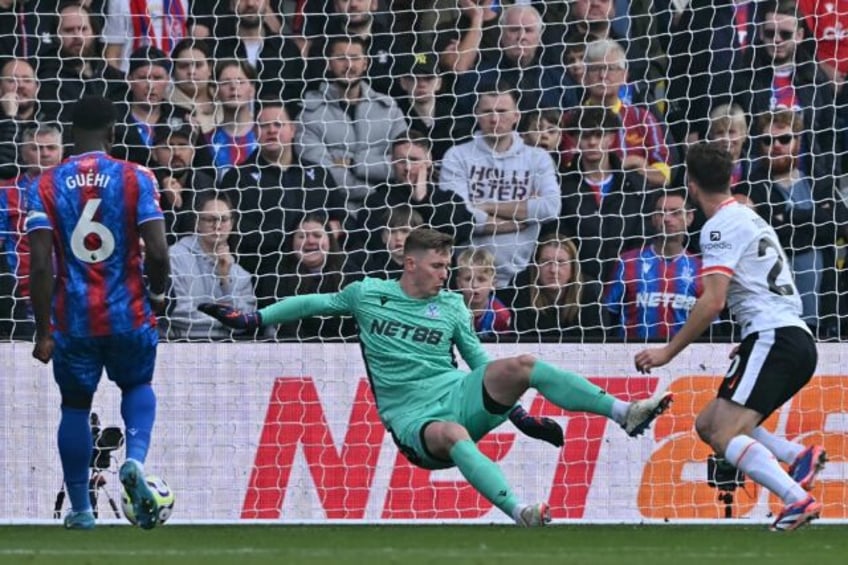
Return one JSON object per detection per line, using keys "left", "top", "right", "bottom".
{"left": 530, "top": 360, "right": 616, "bottom": 418}
{"left": 450, "top": 439, "right": 520, "bottom": 517}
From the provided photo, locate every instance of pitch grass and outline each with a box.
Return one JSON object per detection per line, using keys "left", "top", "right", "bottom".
{"left": 1, "top": 525, "right": 847, "bottom": 565}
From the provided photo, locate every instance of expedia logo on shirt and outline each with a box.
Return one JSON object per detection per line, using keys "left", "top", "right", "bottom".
{"left": 369, "top": 319, "right": 443, "bottom": 344}
{"left": 703, "top": 230, "right": 732, "bottom": 251}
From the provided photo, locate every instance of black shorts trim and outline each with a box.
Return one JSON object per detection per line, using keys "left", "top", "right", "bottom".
{"left": 389, "top": 422, "right": 453, "bottom": 470}
{"left": 718, "top": 326, "right": 817, "bottom": 417}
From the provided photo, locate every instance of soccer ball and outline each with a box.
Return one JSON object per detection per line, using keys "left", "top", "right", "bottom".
{"left": 121, "top": 475, "right": 175, "bottom": 526}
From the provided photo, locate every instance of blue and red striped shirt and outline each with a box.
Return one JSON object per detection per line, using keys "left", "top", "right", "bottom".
{"left": 208, "top": 128, "right": 258, "bottom": 179}
{"left": 25, "top": 151, "right": 164, "bottom": 337}
{"left": 604, "top": 246, "right": 702, "bottom": 340}
{"left": 0, "top": 173, "right": 37, "bottom": 298}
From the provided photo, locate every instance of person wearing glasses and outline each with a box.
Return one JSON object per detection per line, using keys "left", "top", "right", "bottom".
{"left": 166, "top": 192, "right": 258, "bottom": 340}
{"left": 742, "top": 109, "right": 848, "bottom": 337}
{"left": 732, "top": 0, "right": 838, "bottom": 178}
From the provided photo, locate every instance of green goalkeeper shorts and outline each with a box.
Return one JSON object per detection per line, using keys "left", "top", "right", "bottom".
{"left": 388, "top": 364, "right": 512, "bottom": 470}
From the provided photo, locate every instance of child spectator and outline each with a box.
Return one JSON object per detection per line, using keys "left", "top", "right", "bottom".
{"left": 454, "top": 247, "right": 511, "bottom": 337}
{"left": 358, "top": 205, "right": 423, "bottom": 280}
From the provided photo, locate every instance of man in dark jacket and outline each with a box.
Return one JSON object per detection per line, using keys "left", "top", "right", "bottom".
{"left": 220, "top": 102, "right": 347, "bottom": 288}
{"left": 555, "top": 107, "right": 651, "bottom": 281}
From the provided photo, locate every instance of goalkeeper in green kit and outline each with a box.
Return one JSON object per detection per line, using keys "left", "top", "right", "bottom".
{"left": 199, "top": 228, "right": 672, "bottom": 525}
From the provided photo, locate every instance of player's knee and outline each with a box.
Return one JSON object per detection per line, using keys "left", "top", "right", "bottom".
{"left": 513, "top": 354, "right": 537, "bottom": 378}
{"left": 441, "top": 422, "right": 471, "bottom": 448}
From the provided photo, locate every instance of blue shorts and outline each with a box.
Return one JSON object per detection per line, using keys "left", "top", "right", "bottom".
{"left": 53, "top": 326, "right": 158, "bottom": 404}
{"left": 389, "top": 364, "right": 512, "bottom": 470}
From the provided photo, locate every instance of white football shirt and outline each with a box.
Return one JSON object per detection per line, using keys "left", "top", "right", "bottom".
{"left": 700, "top": 199, "right": 808, "bottom": 338}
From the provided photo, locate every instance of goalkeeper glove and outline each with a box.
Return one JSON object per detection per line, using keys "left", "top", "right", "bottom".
{"left": 197, "top": 303, "right": 262, "bottom": 331}
{"left": 508, "top": 405, "right": 564, "bottom": 448}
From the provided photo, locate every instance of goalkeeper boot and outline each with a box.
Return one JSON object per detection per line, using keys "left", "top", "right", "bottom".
{"left": 623, "top": 391, "right": 674, "bottom": 437}
{"left": 514, "top": 502, "right": 552, "bottom": 527}
{"left": 63, "top": 510, "right": 95, "bottom": 530}
{"left": 120, "top": 460, "right": 159, "bottom": 530}
{"left": 789, "top": 445, "right": 827, "bottom": 491}
{"left": 771, "top": 495, "right": 822, "bottom": 532}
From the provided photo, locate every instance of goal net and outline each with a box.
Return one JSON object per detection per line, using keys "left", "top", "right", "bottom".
{"left": 0, "top": 0, "right": 846, "bottom": 524}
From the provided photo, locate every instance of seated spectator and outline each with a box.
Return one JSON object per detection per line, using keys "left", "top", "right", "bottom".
{"left": 113, "top": 46, "right": 193, "bottom": 168}
{"left": 500, "top": 233, "right": 606, "bottom": 340}
{"left": 212, "top": 0, "right": 306, "bottom": 107}
{"left": 37, "top": 3, "right": 127, "bottom": 127}
{"left": 604, "top": 188, "right": 703, "bottom": 341}
{"left": 540, "top": 0, "right": 663, "bottom": 103}
{"left": 169, "top": 38, "right": 216, "bottom": 136}
{"left": 221, "top": 101, "right": 346, "bottom": 285}
{"left": 206, "top": 59, "right": 258, "bottom": 180}
{"left": 744, "top": 109, "right": 848, "bottom": 336}
{"left": 0, "top": 58, "right": 40, "bottom": 180}
{"left": 687, "top": 103, "right": 754, "bottom": 253}
{"left": 732, "top": 0, "right": 838, "bottom": 178}
{"left": 440, "top": 83, "right": 561, "bottom": 288}
{"left": 397, "top": 53, "right": 472, "bottom": 166}
{"left": 0, "top": 123, "right": 63, "bottom": 338}
{"left": 519, "top": 108, "right": 564, "bottom": 168}
{"left": 166, "top": 192, "right": 258, "bottom": 340}
{"left": 563, "top": 39, "right": 674, "bottom": 188}
{"left": 297, "top": 36, "right": 406, "bottom": 212}
{"left": 454, "top": 247, "right": 511, "bottom": 337}
{"left": 357, "top": 205, "right": 423, "bottom": 281}
{"left": 102, "top": 0, "right": 194, "bottom": 73}
{"left": 354, "top": 130, "right": 474, "bottom": 252}
{"left": 256, "top": 211, "right": 356, "bottom": 339}
{"left": 453, "top": 4, "right": 574, "bottom": 114}
{"left": 304, "top": 0, "right": 409, "bottom": 97}
{"left": 149, "top": 122, "right": 215, "bottom": 244}
{"left": 707, "top": 103, "right": 752, "bottom": 193}
{"left": 558, "top": 106, "right": 651, "bottom": 280}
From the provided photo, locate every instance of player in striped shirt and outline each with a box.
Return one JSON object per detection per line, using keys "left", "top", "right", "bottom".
{"left": 26, "top": 96, "right": 170, "bottom": 530}
{"left": 605, "top": 188, "right": 702, "bottom": 340}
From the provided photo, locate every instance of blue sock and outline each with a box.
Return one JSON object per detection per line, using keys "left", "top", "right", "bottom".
{"left": 58, "top": 407, "right": 93, "bottom": 513}
{"left": 121, "top": 384, "right": 156, "bottom": 463}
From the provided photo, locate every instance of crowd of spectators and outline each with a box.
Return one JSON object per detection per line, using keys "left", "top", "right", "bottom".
{"left": 1, "top": 0, "right": 847, "bottom": 342}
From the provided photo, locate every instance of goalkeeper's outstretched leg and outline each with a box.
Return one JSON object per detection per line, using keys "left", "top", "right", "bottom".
{"left": 483, "top": 354, "right": 673, "bottom": 437}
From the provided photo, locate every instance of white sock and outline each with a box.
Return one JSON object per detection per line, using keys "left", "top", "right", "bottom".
{"left": 751, "top": 427, "right": 805, "bottom": 464}
{"left": 724, "top": 435, "right": 807, "bottom": 504}
{"left": 611, "top": 399, "right": 629, "bottom": 426}
{"left": 511, "top": 503, "right": 528, "bottom": 524}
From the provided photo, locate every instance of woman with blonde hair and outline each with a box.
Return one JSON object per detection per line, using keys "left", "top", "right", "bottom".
{"left": 502, "top": 233, "right": 606, "bottom": 339}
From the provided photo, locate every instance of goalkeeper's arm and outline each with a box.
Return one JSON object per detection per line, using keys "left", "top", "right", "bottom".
{"left": 198, "top": 291, "right": 353, "bottom": 330}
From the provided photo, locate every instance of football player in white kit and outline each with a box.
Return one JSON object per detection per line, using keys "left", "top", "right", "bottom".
{"left": 634, "top": 142, "right": 826, "bottom": 531}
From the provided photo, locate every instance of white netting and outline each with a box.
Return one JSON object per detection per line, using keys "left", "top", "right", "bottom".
{"left": 0, "top": 1, "right": 847, "bottom": 523}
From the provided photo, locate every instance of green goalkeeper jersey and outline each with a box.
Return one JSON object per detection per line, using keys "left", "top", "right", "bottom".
{"left": 258, "top": 277, "right": 490, "bottom": 427}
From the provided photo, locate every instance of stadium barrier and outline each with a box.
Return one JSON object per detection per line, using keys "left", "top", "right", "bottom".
{"left": 1, "top": 342, "right": 845, "bottom": 524}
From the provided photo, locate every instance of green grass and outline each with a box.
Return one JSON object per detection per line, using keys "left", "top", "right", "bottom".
{"left": 1, "top": 525, "right": 846, "bottom": 565}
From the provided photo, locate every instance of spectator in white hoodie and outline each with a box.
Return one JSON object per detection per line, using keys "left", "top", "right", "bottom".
{"left": 440, "top": 82, "right": 561, "bottom": 287}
